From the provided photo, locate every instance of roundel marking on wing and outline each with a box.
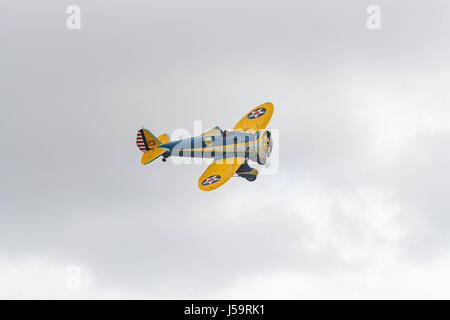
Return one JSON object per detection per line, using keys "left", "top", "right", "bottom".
{"left": 201, "top": 175, "right": 221, "bottom": 186}
{"left": 247, "top": 107, "right": 266, "bottom": 119}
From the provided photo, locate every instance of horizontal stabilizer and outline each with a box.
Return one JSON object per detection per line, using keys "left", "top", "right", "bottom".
{"left": 141, "top": 147, "right": 168, "bottom": 165}
{"left": 157, "top": 133, "right": 170, "bottom": 144}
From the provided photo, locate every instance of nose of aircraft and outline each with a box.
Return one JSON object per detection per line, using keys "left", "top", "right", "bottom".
{"left": 263, "top": 130, "right": 272, "bottom": 155}
{"left": 267, "top": 131, "right": 273, "bottom": 155}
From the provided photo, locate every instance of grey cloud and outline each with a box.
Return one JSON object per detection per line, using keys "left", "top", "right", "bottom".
{"left": 1, "top": 0, "right": 450, "bottom": 298}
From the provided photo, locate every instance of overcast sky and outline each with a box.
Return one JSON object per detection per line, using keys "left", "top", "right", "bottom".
{"left": 1, "top": 0, "right": 450, "bottom": 299}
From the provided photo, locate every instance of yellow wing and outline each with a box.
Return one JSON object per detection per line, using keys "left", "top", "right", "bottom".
{"left": 234, "top": 102, "right": 274, "bottom": 131}
{"left": 198, "top": 157, "right": 245, "bottom": 191}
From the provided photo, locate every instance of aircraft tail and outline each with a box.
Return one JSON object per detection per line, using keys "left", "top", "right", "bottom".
{"left": 137, "top": 129, "right": 171, "bottom": 165}
{"left": 156, "top": 133, "right": 170, "bottom": 144}
{"left": 141, "top": 147, "right": 169, "bottom": 165}
{"left": 136, "top": 129, "right": 161, "bottom": 152}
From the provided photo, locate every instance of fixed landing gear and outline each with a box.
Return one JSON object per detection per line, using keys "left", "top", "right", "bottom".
{"left": 161, "top": 151, "right": 171, "bottom": 163}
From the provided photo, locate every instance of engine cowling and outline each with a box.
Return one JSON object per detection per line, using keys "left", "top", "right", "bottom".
{"left": 249, "top": 129, "right": 272, "bottom": 165}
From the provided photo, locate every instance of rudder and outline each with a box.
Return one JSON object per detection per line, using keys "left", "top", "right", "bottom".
{"left": 136, "top": 129, "right": 161, "bottom": 152}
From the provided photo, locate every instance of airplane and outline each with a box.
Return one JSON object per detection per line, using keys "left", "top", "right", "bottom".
{"left": 136, "top": 102, "right": 274, "bottom": 191}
